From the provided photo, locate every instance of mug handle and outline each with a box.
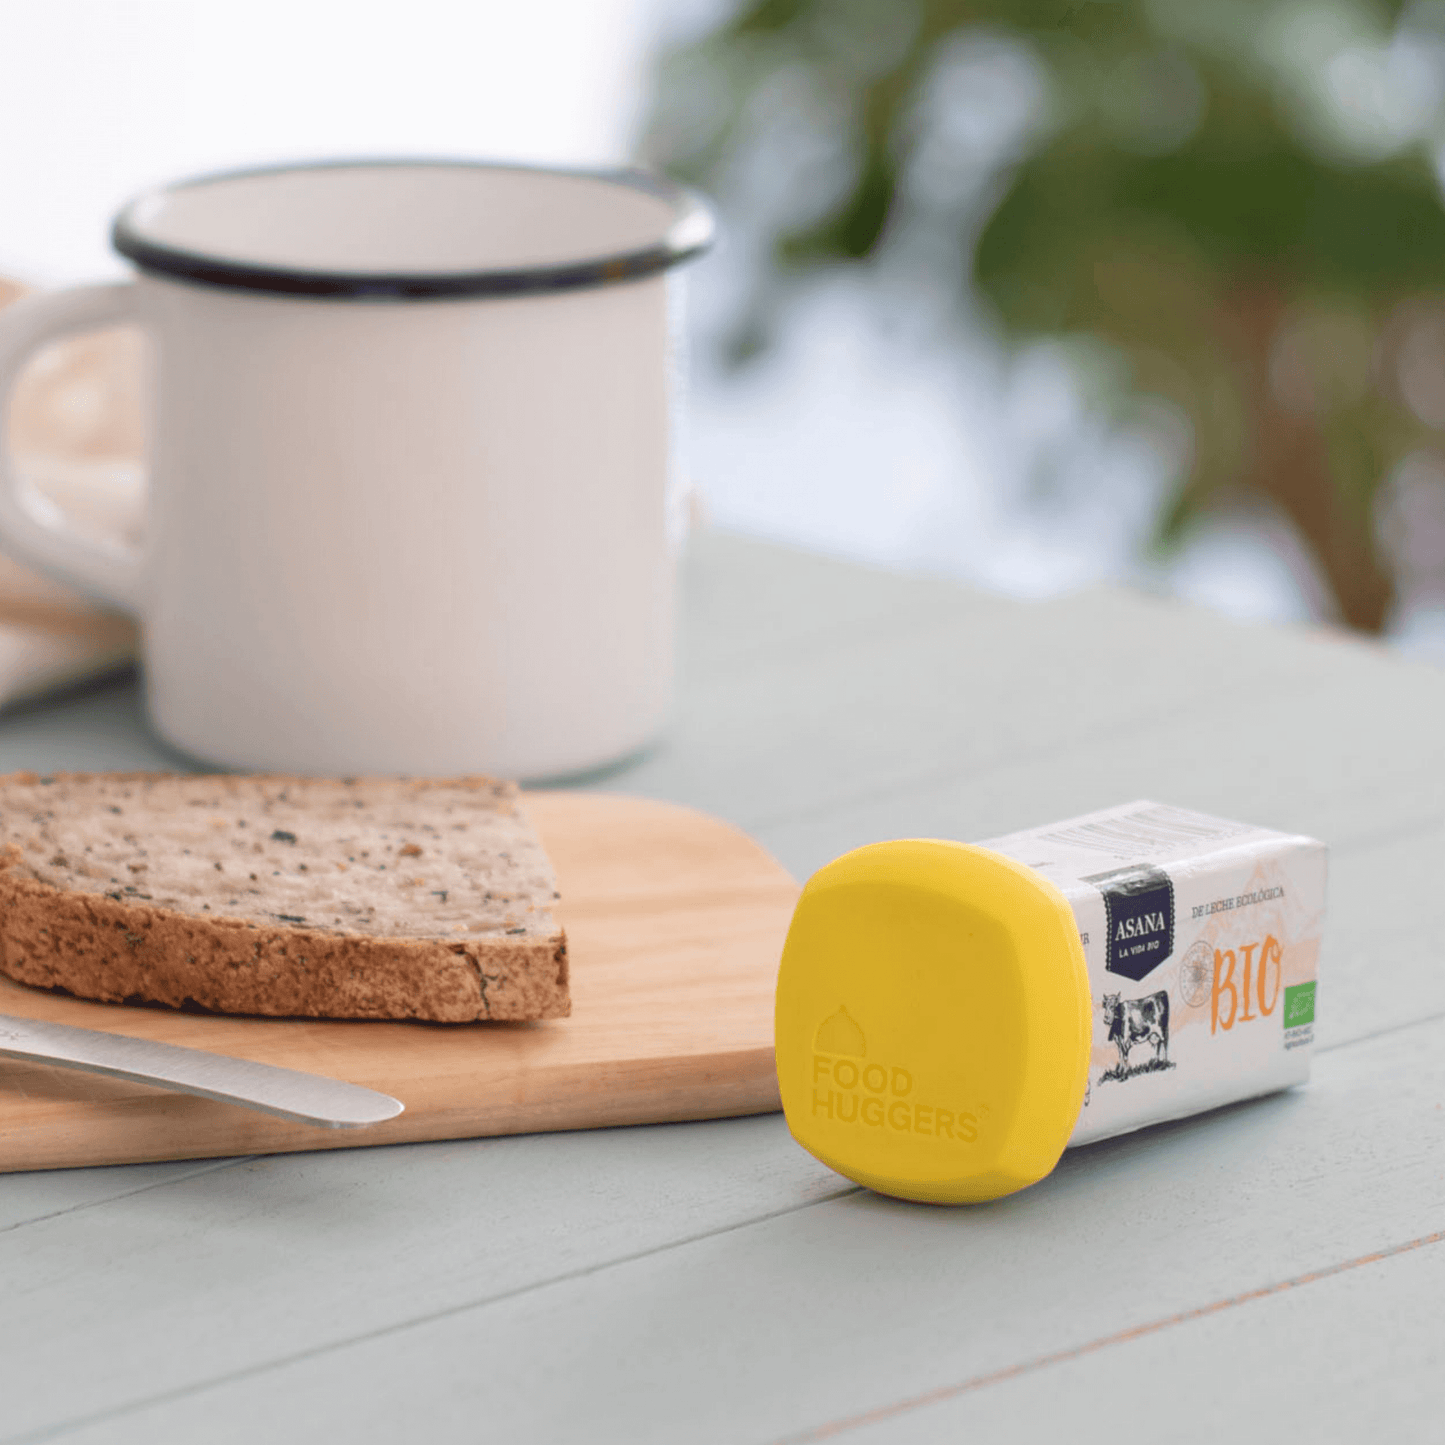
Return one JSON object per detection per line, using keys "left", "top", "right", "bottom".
{"left": 0, "top": 282, "right": 144, "bottom": 613}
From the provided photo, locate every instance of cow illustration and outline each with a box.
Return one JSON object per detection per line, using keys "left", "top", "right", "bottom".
{"left": 1101, "top": 990, "right": 1170, "bottom": 1070}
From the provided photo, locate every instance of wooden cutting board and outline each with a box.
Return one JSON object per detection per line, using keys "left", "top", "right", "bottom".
{"left": 0, "top": 793, "right": 800, "bottom": 1173}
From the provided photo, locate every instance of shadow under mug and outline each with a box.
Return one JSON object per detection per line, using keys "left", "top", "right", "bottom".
{"left": 0, "top": 159, "right": 712, "bottom": 779}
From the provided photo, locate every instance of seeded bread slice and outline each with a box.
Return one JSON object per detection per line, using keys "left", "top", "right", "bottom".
{"left": 0, "top": 772, "right": 568, "bottom": 1021}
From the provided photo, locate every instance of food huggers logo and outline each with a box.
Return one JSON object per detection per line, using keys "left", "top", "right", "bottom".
{"left": 810, "top": 1007, "right": 979, "bottom": 1143}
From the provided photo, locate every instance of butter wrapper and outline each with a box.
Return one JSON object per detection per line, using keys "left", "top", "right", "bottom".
{"left": 979, "top": 801, "right": 1327, "bottom": 1148}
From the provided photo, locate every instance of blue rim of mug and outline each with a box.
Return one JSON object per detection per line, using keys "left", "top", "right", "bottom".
{"left": 111, "top": 158, "right": 715, "bottom": 301}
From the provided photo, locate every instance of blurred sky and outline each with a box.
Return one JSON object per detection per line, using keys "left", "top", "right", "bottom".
{"left": 3, "top": 0, "right": 1440, "bottom": 655}
{"left": 0, "top": 0, "right": 654, "bottom": 281}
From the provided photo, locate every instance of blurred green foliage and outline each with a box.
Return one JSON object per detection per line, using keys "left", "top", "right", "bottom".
{"left": 646, "top": 0, "right": 1445, "bottom": 629}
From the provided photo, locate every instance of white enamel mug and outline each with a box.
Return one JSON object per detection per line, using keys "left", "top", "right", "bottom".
{"left": 0, "top": 160, "right": 711, "bottom": 778}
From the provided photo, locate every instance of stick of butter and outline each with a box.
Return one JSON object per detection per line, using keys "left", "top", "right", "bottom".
{"left": 775, "top": 801, "right": 1327, "bottom": 1203}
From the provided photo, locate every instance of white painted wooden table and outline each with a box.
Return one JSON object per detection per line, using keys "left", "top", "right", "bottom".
{"left": 2, "top": 531, "right": 1443, "bottom": 1444}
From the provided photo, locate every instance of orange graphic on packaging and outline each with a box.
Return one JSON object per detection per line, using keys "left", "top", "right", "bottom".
{"left": 1211, "top": 935, "right": 1283, "bottom": 1033}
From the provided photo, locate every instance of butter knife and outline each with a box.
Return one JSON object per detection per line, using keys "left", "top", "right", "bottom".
{"left": 0, "top": 1013, "right": 404, "bottom": 1128}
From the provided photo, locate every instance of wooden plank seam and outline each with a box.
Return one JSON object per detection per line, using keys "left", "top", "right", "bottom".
{"left": 0, "top": 1183, "right": 866, "bottom": 1443}
{"left": 774, "top": 1226, "right": 1445, "bottom": 1444}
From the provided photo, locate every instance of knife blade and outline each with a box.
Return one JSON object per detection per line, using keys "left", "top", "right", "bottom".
{"left": 0, "top": 1013, "right": 404, "bottom": 1128}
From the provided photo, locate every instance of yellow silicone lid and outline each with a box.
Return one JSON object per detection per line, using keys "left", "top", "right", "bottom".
{"left": 774, "top": 839, "right": 1092, "bottom": 1203}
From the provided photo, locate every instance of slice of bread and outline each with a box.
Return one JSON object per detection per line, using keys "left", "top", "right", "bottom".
{"left": 0, "top": 772, "right": 568, "bottom": 1021}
